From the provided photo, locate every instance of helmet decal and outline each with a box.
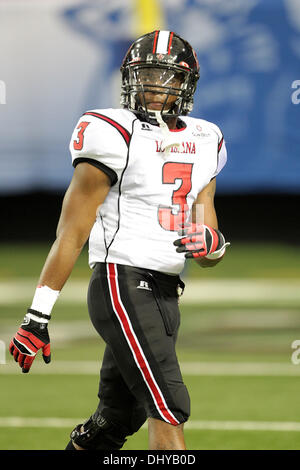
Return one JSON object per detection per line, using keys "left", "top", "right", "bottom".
{"left": 179, "top": 61, "right": 189, "bottom": 68}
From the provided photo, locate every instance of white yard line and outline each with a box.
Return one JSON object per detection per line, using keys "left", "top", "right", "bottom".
{"left": 1, "top": 361, "right": 300, "bottom": 376}
{"left": 0, "top": 417, "right": 76, "bottom": 428}
{"left": 181, "top": 361, "right": 300, "bottom": 376}
{"left": 0, "top": 279, "right": 300, "bottom": 304}
{"left": 2, "top": 311, "right": 300, "bottom": 347}
{"left": 1, "top": 416, "right": 300, "bottom": 432}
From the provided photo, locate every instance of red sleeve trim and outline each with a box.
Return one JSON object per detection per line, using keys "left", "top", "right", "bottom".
{"left": 83, "top": 112, "right": 131, "bottom": 147}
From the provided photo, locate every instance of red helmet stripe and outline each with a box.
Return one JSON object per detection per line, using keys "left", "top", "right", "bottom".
{"left": 167, "top": 31, "right": 174, "bottom": 54}
{"left": 152, "top": 30, "right": 159, "bottom": 54}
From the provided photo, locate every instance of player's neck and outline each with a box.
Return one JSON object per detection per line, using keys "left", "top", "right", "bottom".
{"left": 165, "top": 117, "right": 178, "bottom": 130}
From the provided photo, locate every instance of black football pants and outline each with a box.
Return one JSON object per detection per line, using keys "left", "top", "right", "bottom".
{"left": 87, "top": 262, "right": 190, "bottom": 433}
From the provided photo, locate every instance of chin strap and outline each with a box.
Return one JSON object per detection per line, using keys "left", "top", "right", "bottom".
{"left": 154, "top": 111, "right": 181, "bottom": 156}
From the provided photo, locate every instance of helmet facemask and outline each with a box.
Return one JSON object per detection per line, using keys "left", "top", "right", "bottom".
{"left": 121, "top": 64, "right": 196, "bottom": 121}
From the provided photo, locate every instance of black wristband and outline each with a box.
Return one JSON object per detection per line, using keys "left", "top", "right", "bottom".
{"left": 27, "top": 308, "right": 51, "bottom": 321}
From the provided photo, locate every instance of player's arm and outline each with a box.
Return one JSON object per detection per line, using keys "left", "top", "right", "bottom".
{"left": 38, "top": 163, "right": 110, "bottom": 289}
{"left": 192, "top": 177, "right": 218, "bottom": 227}
{"left": 9, "top": 163, "right": 111, "bottom": 372}
{"left": 174, "top": 178, "right": 230, "bottom": 268}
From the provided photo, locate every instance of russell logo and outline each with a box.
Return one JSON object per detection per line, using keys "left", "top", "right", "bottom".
{"left": 141, "top": 123, "right": 152, "bottom": 131}
{"left": 137, "top": 281, "right": 152, "bottom": 291}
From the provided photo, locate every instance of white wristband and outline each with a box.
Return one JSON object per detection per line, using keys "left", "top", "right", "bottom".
{"left": 205, "top": 242, "right": 231, "bottom": 260}
{"left": 27, "top": 285, "right": 60, "bottom": 323}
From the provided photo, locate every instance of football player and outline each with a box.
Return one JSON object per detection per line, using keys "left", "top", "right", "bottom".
{"left": 9, "top": 30, "right": 229, "bottom": 450}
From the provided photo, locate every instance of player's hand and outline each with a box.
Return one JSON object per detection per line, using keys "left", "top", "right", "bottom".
{"left": 9, "top": 314, "right": 51, "bottom": 373}
{"left": 173, "top": 223, "right": 228, "bottom": 259}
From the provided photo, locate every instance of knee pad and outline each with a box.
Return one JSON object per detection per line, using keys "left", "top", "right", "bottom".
{"left": 70, "top": 411, "right": 129, "bottom": 450}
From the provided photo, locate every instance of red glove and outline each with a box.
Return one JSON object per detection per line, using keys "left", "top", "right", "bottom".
{"left": 9, "top": 310, "right": 51, "bottom": 373}
{"left": 173, "top": 223, "right": 227, "bottom": 259}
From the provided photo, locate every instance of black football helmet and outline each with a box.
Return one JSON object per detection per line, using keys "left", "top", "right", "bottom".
{"left": 120, "top": 30, "right": 200, "bottom": 121}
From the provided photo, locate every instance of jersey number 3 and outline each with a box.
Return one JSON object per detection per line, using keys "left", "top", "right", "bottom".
{"left": 158, "top": 162, "right": 193, "bottom": 231}
{"left": 73, "top": 121, "right": 90, "bottom": 150}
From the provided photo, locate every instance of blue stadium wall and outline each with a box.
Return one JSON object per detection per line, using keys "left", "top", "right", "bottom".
{"left": 0, "top": 0, "right": 299, "bottom": 242}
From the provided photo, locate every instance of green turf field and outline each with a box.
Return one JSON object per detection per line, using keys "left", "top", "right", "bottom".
{"left": 1, "top": 242, "right": 300, "bottom": 450}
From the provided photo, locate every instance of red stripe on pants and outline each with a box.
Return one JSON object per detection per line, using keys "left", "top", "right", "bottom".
{"left": 107, "top": 263, "right": 179, "bottom": 425}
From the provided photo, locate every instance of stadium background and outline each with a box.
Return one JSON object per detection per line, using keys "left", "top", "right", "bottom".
{"left": 0, "top": 0, "right": 300, "bottom": 450}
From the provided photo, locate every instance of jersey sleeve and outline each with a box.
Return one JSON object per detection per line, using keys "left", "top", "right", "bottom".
{"left": 69, "top": 111, "right": 131, "bottom": 186}
{"left": 209, "top": 122, "right": 227, "bottom": 178}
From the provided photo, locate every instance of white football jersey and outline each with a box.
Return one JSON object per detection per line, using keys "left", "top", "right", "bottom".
{"left": 69, "top": 108, "right": 227, "bottom": 274}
